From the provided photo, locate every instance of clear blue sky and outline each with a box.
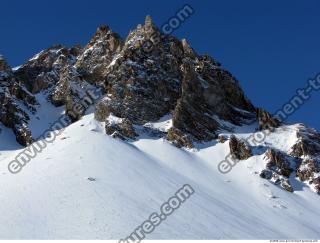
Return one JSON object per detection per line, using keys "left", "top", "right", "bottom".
{"left": 1, "top": 0, "right": 319, "bottom": 129}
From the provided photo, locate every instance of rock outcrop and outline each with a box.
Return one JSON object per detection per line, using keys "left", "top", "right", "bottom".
{"left": 0, "top": 56, "right": 36, "bottom": 145}
{"left": 256, "top": 108, "right": 281, "bottom": 131}
{"left": 166, "top": 127, "right": 193, "bottom": 148}
{"left": 229, "top": 135, "right": 252, "bottom": 160}
{"left": 218, "top": 135, "right": 228, "bottom": 143}
{"left": 94, "top": 16, "right": 255, "bottom": 146}
{"left": 265, "top": 149, "right": 293, "bottom": 177}
{"left": 260, "top": 149, "right": 295, "bottom": 193}
{"left": 1, "top": 43, "right": 101, "bottom": 145}
{"left": 290, "top": 125, "right": 320, "bottom": 194}
{"left": 76, "top": 25, "right": 123, "bottom": 85}
{"left": 95, "top": 16, "right": 184, "bottom": 125}
{"left": 15, "top": 45, "right": 81, "bottom": 94}
{"left": 105, "top": 115, "right": 137, "bottom": 140}
{"left": 290, "top": 126, "right": 320, "bottom": 158}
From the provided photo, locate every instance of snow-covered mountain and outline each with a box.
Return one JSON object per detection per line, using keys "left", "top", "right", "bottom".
{"left": 0, "top": 16, "right": 319, "bottom": 239}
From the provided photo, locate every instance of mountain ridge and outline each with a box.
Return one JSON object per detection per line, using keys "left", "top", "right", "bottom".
{"left": 1, "top": 16, "right": 320, "bottom": 196}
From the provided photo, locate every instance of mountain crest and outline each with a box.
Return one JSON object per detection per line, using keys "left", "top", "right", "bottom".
{"left": 2, "top": 17, "right": 320, "bottom": 196}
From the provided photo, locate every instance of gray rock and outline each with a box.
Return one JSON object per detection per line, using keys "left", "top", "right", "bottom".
{"left": 229, "top": 135, "right": 252, "bottom": 160}
{"left": 256, "top": 108, "right": 281, "bottom": 131}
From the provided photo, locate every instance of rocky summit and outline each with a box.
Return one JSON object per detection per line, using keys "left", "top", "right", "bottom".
{"left": 1, "top": 16, "right": 320, "bottom": 195}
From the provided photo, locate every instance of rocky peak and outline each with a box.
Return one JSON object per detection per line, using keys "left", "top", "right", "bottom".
{"left": 1, "top": 16, "right": 320, "bottom": 198}
{"left": 96, "top": 24, "right": 111, "bottom": 36}
{"left": 181, "top": 38, "right": 196, "bottom": 58}
{"left": 0, "top": 17, "right": 259, "bottom": 148}
{"left": 75, "top": 25, "right": 123, "bottom": 85}
{"left": 15, "top": 45, "right": 80, "bottom": 94}
{"left": 144, "top": 15, "right": 153, "bottom": 29}
{"left": 0, "top": 56, "right": 11, "bottom": 73}
{"left": 94, "top": 16, "right": 256, "bottom": 146}
{"left": 143, "top": 15, "right": 158, "bottom": 36}
{"left": 256, "top": 108, "right": 281, "bottom": 131}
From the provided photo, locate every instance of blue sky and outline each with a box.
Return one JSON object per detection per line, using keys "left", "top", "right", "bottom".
{"left": 1, "top": 0, "right": 319, "bottom": 129}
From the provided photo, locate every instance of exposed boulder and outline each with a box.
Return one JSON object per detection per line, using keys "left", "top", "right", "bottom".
{"left": 311, "top": 177, "right": 320, "bottom": 194}
{"left": 259, "top": 149, "right": 296, "bottom": 193}
{"left": 259, "top": 169, "right": 294, "bottom": 193}
{"left": 167, "top": 127, "right": 193, "bottom": 149}
{"left": 296, "top": 158, "right": 320, "bottom": 194}
{"left": 13, "top": 123, "right": 33, "bottom": 146}
{"left": 229, "top": 135, "right": 252, "bottom": 160}
{"left": 264, "top": 149, "right": 293, "bottom": 177}
{"left": 256, "top": 108, "right": 281, "bottom": 131}
{"left": 105, "top": 116, "right": 137, "bottom": 140}
{"left": 296, "top": 158, "right": 319, "bottom": 182}
{"left": 280, "top": 178, "right": 294, "bottom": 193}
{"left": 218, "top": 135, "right": 228, "bottom": 143}
{"left": 259, "top": 169, "right": 273, "bottom": 180}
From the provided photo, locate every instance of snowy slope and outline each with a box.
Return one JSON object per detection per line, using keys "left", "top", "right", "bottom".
{"left": 0, "top": 113, "right": 319, "bottom": 239}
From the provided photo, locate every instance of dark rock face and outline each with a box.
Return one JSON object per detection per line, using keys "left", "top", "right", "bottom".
{"left": 229, "top": 135, "right": 252, "bottom": 160}
{"left": 94, "top": 16, "right": 255, "bottom": 145}
{"left": 50, "top": 66, "right": 71, "bottom": 106}
{"left": 13, "top": 44, "right": 99, "bottom": 124}
{"left": 96, "top": 18, "right": 183, "bottom": 125}
{"left": 171, "top": 61, "right": 220, "bottom": 142}
{"left": 297, "top": 159, "right": 319, "bottom": 182}
{"left": 256, "top": 108, "right": 281, "bottom": 131}
{"left": 0, "top": 56, "right": 35, "bottom": 145}
{"left": 259, "top": 137, "right": 320, "bottom": 194}
{"left": 167, "top": 127, "right": 193, "bottom": 148}
{"left": 290, "top": 126, "right": 320, "bottom": 194}
{"left": 265, "top": 149, "right": 293, "bottom": 177}
{"left": 1, "top": 42, "right": 101, "bottom": 145}
{"left": 260, "top": 149, "right": 295, "bottom": 193}
{"left": 218, "top": 135, "right": 228, "bottom": 143}
{"left": 15, "top": 45, "right": 81, "bottom": 94}
{"left": 0, "top": 56, "right": 11, "bottom": 72}
{"left": 290, "top": 126, "right": 320, "bottom": 158}
{"left": 76, "top": 25, "right": 123, "bottom": 85}
{"left": 105, "top": 117, "right": 137, "bottom": 140}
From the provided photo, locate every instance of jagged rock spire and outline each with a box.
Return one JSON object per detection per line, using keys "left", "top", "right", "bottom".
{"left": 143, "top": 15, "right": 158, "bottom": 36}
{"left": 96, "top": 24, "right": 111, "bottom": 36}
{"left": 144, "top": 15, "right": 153, "bottom": 29}
{"left": 181, "top": 39, "right": 196, "bottom": 58}
{"left": 0, "top": 55, "right": 11, "bottom": 72}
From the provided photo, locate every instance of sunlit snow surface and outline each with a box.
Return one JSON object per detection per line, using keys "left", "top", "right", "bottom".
{"left": 0, "top": 113, "right": 319, "bottom": 239}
